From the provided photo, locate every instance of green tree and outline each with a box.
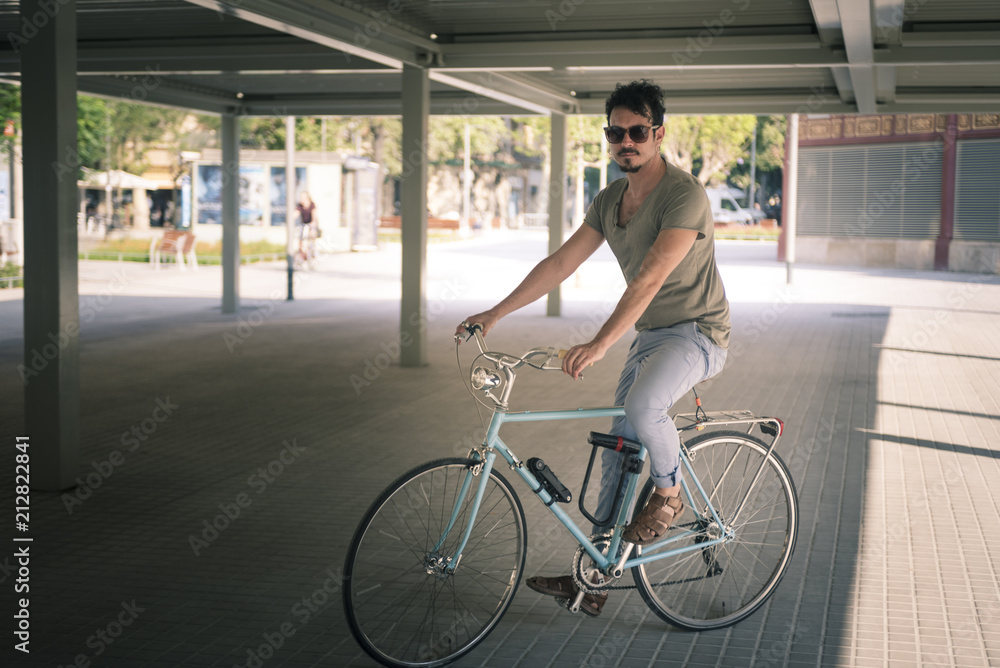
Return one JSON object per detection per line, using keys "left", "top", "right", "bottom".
{"left": 73, "top": 96, "right": 185, "bottom": 176}
{"left": 76, "top": 96, "right": 110, "bottom": 171}
{"left": 511, "top": 116, "right": 549, "bottom": 161}
{"left": 0, "top": 83, "right": 19, "bottom": 151}
{"left": 727, "top": 116, "right": 786, "bottom": 206}
{"left": 661, "top": 117, "right": 702, "bottom": 175}
{"left": 428, "top": 116, "right": 509, "bottom": 163}
{"left": 695, "top": 115, "right": 757, "bottom": 185}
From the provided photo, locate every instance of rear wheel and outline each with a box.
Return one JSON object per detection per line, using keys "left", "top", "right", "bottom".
{"left": 632, "top": 431, "right": 798, "bottom": 630}
{"left": 343, "top": 458, "right": 527, "bottom": 667}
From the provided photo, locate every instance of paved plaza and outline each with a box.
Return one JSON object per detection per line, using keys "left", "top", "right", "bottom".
{"left": 1, "top": 231, "right": 999, "bottom": 667}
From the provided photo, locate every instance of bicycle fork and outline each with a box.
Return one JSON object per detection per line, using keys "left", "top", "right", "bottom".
{"left": 430, "top": 451, "right": 499, "bottom": 576}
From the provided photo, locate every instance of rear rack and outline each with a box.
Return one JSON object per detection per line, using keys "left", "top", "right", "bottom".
{"left": 674, "top": 410, "right": 783, "bottom": 440}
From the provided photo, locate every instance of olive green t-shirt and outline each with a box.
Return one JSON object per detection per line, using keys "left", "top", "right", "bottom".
{"left": 583, "top": 159, "right": 731, "bottom": 349}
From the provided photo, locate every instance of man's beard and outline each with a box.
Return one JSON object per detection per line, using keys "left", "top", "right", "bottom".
{"left": 617, "top": 151, "right": 642, "bottom": 173}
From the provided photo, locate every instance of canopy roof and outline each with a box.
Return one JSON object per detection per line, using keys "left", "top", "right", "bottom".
{"left": 1, "top": 0, "right": 998, "bottom": 116}
{"left": 78, "top": 168, "right": 162, "bottom": 190}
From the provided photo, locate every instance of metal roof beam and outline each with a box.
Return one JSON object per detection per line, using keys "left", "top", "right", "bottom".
{"left": 438, "top": 35, "right": 842, "bottom": 70}
{"left": 881, "top": 91, "right": 1000, "bottom": 112}
{"left": 872, "top": 0, "right": 905, "bottom": 103}
{"left": 428, "top": 72, "right": 555, "bottom": 115}
{"left": 808, "top": 0, "right": 844, "bottom": 44}
{"left": 875, "top": 45, "right": 1000, "bottom": 66}
{"left": 806, "top": 0, "right": 855, "bottom": 109}
{"left": 182, "top": 0, "right": 432, "bottom": 68}
{"left": 180, "top": 1, "right": 557, "bottom": 115}
{"left": 836, "top": 0, "right": 877, "bottom": 114}
{"left": 901, "top": 31, "right": 1000, "bottom": 47}
{"left": 76, "top": 75, "right": 241, "bottom": 115}
{"left": 0, "top": 40, "right": 393, "bottom": 76}
{"left": 76, "top": 39, "right": 392, "bottom": 74}
{"left": 873, "top": 0, "right": 906, "bottom": 45}
{"left": 576, "top": 90, "right": 854, "bottom": 115}
{"left": 427, "top": 70, "right": 574, "bottom": 115}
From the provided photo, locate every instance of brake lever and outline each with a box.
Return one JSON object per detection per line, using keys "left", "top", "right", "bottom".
{"left": 455, "top": 322, "right": 482, "bottom": 344}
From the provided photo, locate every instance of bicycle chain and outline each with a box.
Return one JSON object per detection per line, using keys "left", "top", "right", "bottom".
{"left": 571, "top": 526, "right": 722, "bottom": 592}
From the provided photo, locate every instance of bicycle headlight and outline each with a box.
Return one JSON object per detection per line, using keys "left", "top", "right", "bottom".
{"left": 471, "top": 366, "right": 501, "bottom": 390}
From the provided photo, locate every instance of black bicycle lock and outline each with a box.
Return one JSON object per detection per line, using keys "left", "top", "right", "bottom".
{"left": 526, "top": 458, "right": 572, "bottom": 505}
{"left": 579, "top": 432, "right": 645, "bottom": 528}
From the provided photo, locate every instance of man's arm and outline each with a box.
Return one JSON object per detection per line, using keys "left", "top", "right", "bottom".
{"left": 457, "top": 223, "right": 605, "bottom": 337}
{"left": 562, "top": 227, "right": 698, "bottom": 378}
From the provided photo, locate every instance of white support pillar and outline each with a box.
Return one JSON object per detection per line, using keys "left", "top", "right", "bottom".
{"left": 285, "top": 116, "right": 296, "bottom": 300}
{"left": 400, "top": 64, "right": 429, "bottom": 367}
{"left": 547, "top": 112, "right": 567, "bottom": 317}
{"left": 21, "top": 0, "right": 79, "bottom": 490}
{"left": 221, "top": 113, "right": 240, "bottom": 313}
{"left": 461, "top": 122, "right": 471, "bottom": 236}
{"left": 599, "top": 131, "right": 608, "bottom": 190}
{"left": 785, "top": 113, "right": 799, "bottom": 284}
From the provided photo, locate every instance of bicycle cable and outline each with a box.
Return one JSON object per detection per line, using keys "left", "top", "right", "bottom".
{"left": 455, "top": 341, "right": 491, "bottom": 439}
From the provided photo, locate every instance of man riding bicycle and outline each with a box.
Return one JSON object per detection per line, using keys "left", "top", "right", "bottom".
{"left": 457, "top": 79, "right": 731, "bottom": 617}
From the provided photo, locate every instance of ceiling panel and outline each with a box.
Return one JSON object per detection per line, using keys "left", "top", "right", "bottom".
{"left": 338, "top": 0, "right": 818, "bottom": 38}
{"left": 0, "top": 0, "right": 997, "bottom": 115}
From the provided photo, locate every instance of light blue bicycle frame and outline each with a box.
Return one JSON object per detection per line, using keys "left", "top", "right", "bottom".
{"left": 440, "top": 405, "right": 729, "bottom": 576}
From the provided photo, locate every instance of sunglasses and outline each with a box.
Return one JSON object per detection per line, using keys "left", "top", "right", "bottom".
{"left": 603, "top": 124, "right": 662, "bottom": 144}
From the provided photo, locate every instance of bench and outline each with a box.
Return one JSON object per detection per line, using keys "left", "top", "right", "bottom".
{"left": 150, "top": 230, "right": 197, "bottom": 271}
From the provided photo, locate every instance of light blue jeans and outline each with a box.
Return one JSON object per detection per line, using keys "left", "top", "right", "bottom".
{"left": 594, "top": 322, "right": 727, "bottom": 531}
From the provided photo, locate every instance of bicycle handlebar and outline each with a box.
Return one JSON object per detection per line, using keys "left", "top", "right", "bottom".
{"left": 457, "top": 322, "right": 576, "bottom": 409}
{"left": 457, "top": 322, "right": 567, "bottom": 372}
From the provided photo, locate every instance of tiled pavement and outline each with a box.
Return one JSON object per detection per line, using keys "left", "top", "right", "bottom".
{"left": 1, "top": 232, "right": 999, "bottom": 667}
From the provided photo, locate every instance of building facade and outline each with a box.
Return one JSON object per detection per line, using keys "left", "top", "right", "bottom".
{"left": 793, "top": 113, "right": 1000, "bottom": 274}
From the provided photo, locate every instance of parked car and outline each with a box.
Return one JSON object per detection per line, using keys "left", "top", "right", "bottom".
{"left": 705, "top": 186, "right": 753, "bottom": 224}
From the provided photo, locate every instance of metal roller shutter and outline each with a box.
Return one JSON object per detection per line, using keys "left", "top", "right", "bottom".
{"left": 797, "top": 142, "right": 942, "bottom": 238}
{"left": 955, "top": 139, "right": 1000, "bottom": 242}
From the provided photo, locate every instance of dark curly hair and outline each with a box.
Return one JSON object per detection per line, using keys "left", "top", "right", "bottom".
{"left": 605, "top": 80, "right": 665, "bottom": 126}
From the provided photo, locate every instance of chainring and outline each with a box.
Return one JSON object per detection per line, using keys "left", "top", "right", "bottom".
{"left": 571, "top": 532, "right": 625, "bottom": 594}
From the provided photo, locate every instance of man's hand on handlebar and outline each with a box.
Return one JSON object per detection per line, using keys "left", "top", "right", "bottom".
{"left": 456, "top": 311, "right": 499, "bottom": 341}
{"left": 561, "top": 340, "right": 608, "bottom": 380}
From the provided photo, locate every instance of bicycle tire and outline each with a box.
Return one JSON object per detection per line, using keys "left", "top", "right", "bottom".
{"left": 343, "top": 458, "right": 527, "bottom": 667}
{"left": 631, "top": 430, "right": 798, "bottom": 630}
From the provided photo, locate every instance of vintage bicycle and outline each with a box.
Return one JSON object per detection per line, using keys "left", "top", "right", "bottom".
{"left": 343, "top": 324, "right": 798, "bottom": 667}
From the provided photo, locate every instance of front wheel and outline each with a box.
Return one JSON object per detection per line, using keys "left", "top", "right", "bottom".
{"left": 632, "top": 430, "right": 798, "bottom": 630}
{"left": 343, "top": 458, "right": 527, "bottom": 667}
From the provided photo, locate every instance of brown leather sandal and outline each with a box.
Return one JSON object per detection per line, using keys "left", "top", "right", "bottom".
{"left": 622, "top": 492, "right": 684, "bottom": 546}
{"left": 524, "top": 575, "right": 608, "bottom": 617}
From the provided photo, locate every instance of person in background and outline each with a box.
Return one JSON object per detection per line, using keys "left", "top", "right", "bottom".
{"left": 296, "top": 191, "right": 318, "bottom": 267}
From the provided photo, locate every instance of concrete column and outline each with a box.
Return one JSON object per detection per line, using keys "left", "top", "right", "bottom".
{"left": 285, "top": 116, "right": 296, "bottom": 300}
{"left": 784, "top": 113, "right": 799, "bottom": 285}
{"left": 547, "top": 111, "right": 567, "bottom": 316}
{"left": 20, "top": 0, "right": 79, "bottom": 491}
{"left": 132, "top": 187, "right": 150, "bottom": 231}
{"left": 400, "top": 64, "right": 429, "bottom": 367}
{"left": 221, "top": 113, "right": 240, "bottom": 313}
